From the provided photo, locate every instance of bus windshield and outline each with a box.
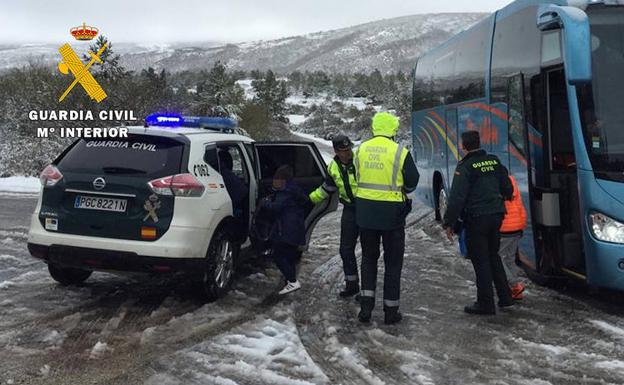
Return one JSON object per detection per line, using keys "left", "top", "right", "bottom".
{"left": 580, "top": 7, "right": 624, "bottom": 181}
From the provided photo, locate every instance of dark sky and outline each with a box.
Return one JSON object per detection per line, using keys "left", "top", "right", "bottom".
{"left": 0, "top": 0, "right": 511, "bottom": 44}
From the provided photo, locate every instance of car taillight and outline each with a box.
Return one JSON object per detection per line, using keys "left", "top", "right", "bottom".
{"left": 39, "top": 165, "right": 63, "bottom": 187}
{"left": 147, "top": 173, "right": 204, "bottom": 197}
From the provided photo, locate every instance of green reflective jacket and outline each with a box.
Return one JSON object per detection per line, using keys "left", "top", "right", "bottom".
{"left": 309, "top": 157, "right": 357, "bottom": 206}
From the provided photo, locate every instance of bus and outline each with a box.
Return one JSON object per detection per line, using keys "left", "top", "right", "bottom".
{"left": 412, "top": 0, "right": 624, "bottom": 291}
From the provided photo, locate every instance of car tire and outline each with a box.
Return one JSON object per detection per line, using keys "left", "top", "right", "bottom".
{"left": 48, "top": 263, "right": 92, "bottom": 286}
{"left": 202, "top": 226, "right": 239, "bottom": 301}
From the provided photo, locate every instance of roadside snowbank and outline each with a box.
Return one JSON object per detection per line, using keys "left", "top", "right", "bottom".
{"left": 0, "top": 176, "right": 40, "bottom": 194}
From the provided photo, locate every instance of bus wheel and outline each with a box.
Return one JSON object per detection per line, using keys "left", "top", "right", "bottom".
{"left": 435, "top": 187, "right": 448, "bottom": 222}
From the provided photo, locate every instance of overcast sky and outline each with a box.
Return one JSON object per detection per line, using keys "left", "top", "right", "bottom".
{"left": 1, "top": 0, "right": 511, "bottom": 44}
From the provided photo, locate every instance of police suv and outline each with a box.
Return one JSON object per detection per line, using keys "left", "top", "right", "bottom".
{"left": 27, "top": 114, "right": 337, "bottom": 300}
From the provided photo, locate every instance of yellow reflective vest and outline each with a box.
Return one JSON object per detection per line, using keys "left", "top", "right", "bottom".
{"left": 354, "top": 136, "right": 409, "bottom": 203}
{"left": 309, "top": 158, "right": 357, "bottom": 205}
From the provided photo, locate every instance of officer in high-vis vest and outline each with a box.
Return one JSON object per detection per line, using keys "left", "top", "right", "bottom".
{"left": 354, "top": 112, "right": 419, "bottom": 325}
{"left": 310, "top": 134, "right": 360, "bottom": 298}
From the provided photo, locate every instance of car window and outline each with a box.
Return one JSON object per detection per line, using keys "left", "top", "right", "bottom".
{"left": 218, "top": 144, "right": 249, "bottom": 183}
{"left": 56, "top": 135, "right": 185, "bottom": 177}
{"left": 255, "top": 144, "right": 323, "bottom": 180}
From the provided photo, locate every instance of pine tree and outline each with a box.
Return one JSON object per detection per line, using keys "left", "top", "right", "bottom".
{"left": 252, "top": 70, "right": 288, "bottom": 120}
{"left": 193, "top": 62, "right": 244, "bottom": 117}
{"left": 83, "top": 35, "right": 127, "bottom": 82}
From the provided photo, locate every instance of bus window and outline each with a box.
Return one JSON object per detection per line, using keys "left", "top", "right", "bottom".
{"left": 547, "top": 69, "right": 575, "bottom": 171}
{"left": 507, "top": 74, "right": 527, "bottom": 157}
{"left": 491, "top": 6, "right": 541, "bottom": 112}
{"left": 452, "top": 23, "right": 488, "bottom": 102}
{"left": 541, "top": 31, "right": 562, "bottom": 65}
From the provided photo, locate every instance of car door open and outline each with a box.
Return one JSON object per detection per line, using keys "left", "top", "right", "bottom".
{"left": 252, "top": 142, "right": 339, "bottom": 248}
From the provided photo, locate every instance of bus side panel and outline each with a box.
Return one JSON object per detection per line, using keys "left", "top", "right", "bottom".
{"left": 412, "top": 108, "right": 450, "bottom": 208}
{"left": 412, "top": 110, "right": 433, "bottom": 207}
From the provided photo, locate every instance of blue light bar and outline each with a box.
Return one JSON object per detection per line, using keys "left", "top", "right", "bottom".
{"left": 145, "top": 114, "right": 238, "bottom": 131}
{"left": 182, "top": 116, "right": 238, "bottom": 130}
{"left": 145, "top": 113, "right": 183, "bottom": 127}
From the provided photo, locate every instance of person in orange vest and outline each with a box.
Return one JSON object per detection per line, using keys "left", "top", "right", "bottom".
{"left": 499, "top": 175, "right": 527, "bottom": 300}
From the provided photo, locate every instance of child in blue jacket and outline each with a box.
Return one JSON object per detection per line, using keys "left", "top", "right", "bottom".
{"left": 260, "top": 165, "right": 309, "bottom": 295}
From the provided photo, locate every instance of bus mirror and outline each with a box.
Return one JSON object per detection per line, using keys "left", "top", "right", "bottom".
{"left": 537, "top": 5, "right": 592, "bottom": 85}
{"left": 537, "top": 10, "right": 561, "bottom": 31}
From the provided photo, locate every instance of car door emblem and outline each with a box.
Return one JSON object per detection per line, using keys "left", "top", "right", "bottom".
{"left": 143, "top": 194, "right": 161, "bottom": 223}
{"left": 93, "top": 177, "right": 106, "bottom": 190}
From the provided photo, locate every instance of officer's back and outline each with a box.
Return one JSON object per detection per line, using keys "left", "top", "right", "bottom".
{"left": 448, "top": 149, "right": 509, "bottom": 221}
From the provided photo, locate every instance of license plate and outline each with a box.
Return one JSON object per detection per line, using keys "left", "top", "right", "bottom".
{"left": 74, "top": 195, "right": 128, "bottom": 212}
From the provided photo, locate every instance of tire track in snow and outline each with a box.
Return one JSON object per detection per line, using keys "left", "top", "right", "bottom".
{"left": 294, "top": 208, "right": 433, "bottom": 385}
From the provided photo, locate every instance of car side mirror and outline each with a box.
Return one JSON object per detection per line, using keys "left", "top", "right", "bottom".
{"left": 537, "top": 5, "right": 592, "bottom": 85}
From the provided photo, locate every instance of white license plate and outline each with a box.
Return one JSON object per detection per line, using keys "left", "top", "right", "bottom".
{"left": 74, "top": 195, "right": 128, "bottom": 212}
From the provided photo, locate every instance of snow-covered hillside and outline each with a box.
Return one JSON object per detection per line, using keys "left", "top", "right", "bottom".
{"left": 0, "top": 13, "right": 485, "bottom": 74}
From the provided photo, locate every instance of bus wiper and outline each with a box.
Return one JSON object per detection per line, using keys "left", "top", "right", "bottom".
{"left": 102, "top": 166, "right": 147, "bottom": 174}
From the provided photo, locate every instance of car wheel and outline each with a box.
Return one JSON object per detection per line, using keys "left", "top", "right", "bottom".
{"left": 203, "top": 226, "right": 239, "bottom": 301}
{"left": 48, "top": 263, "right": 92, "bottom": 285}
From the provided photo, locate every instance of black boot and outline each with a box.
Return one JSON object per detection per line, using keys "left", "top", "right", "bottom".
{"left": 464, "top": 302, "right": 496, "bottom": 315}
{"left": 384, "top": 306, "right": 403, "bottom": 325}
{"left": 339, "top": 280, "right": 359, "bottom": 298}
{"left": 358, "top": 297, "right": 374, "bottom": 323}
{"left": 498, "top": 298, "right": 516, "bottom": 308}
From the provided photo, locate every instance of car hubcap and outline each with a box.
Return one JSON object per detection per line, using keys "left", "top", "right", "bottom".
{"left": 214, "top": 239, "right": 233, "bottom": 289}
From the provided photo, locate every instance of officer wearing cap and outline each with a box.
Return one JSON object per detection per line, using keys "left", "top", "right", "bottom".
{"left": 354, "top": 112, "right": 419, "bottom": 324}
{"left": 310, "top": 134, "right": 360, "bottom": 297}
{"left": 443, "top": 130, "right": 514, "bottom": 315}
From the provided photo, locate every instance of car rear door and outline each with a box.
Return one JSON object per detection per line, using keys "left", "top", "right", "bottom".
{"left": 251, "top": 142, "right": 338, "bottom": 247}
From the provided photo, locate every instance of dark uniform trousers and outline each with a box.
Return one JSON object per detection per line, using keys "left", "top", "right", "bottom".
{"left": 359, "top": 227, "right": 405, "bottom": 308}
{"left": 464, "top": 213, "right": 512, "bottom": 308}
{"left": 340, "top": 205, "right": 359, "bottom": 282}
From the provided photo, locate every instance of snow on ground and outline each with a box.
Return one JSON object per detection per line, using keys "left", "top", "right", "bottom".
{"left": 287, "top": 95, "right": 374, "bottom": 111}
{"left": 0, "top": 176, "right": 40, "bottom": 194}
{"left": 149, "top": 314, "right": 330, "bottom": 385}
{"left": 288, "top": 114, "right": 308, "bottom": 126}
{"left": 290, "top": 130, "right": 364, "bottom": 165}
{"left": 235, "top": 79, "right": 256, "bottom": 100}
{"left": 3, "top": 193, "right": 624, "bottom": 384}
{"left": 292, "top": 132, "right": 334, "bottom": 148}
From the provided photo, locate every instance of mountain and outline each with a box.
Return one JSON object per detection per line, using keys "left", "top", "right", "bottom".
{"left": 0, "top": 13, "right": 486, "bottom": 74}
{"left": 126, "top": 13, "right": 485, "bottom": 74}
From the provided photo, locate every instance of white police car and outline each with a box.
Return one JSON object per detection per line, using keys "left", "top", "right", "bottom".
{"left": 27, "top": 114, "right": 338, "bottom": 300}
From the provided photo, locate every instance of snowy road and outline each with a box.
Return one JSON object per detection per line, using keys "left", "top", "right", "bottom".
{"left": 1, "top": 194, "right": 624, "bottom": 384}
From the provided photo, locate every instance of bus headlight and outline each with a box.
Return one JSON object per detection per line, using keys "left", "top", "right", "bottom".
{"left": 589, "top": 212, "right": 624, "bottom": 244}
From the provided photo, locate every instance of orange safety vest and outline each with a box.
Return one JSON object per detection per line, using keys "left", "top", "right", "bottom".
{"left": 500, "top": 175, "right": 527, "bottom": 233}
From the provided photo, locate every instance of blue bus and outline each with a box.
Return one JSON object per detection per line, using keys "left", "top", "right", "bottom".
{"left": 412, "top": 0, "right": 624, "bottom": 290}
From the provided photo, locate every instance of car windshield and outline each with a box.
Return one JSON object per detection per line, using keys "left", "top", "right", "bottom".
{"left": 580, "top": 7, "right": 624, "bottom": 181}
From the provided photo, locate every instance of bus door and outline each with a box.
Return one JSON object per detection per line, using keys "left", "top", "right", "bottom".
{"left": 505, "top": 73, "right": 536, "bottom": 269}
{"left": 532, "top": 66, "right": 585, "bottom": 276}
{"left": 444, "top": 108, "right": 459, "bottom": 188}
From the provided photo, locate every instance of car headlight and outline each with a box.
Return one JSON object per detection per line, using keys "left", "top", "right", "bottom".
{"left": 589, "top": 211, "right": 624, "bottom": 244}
